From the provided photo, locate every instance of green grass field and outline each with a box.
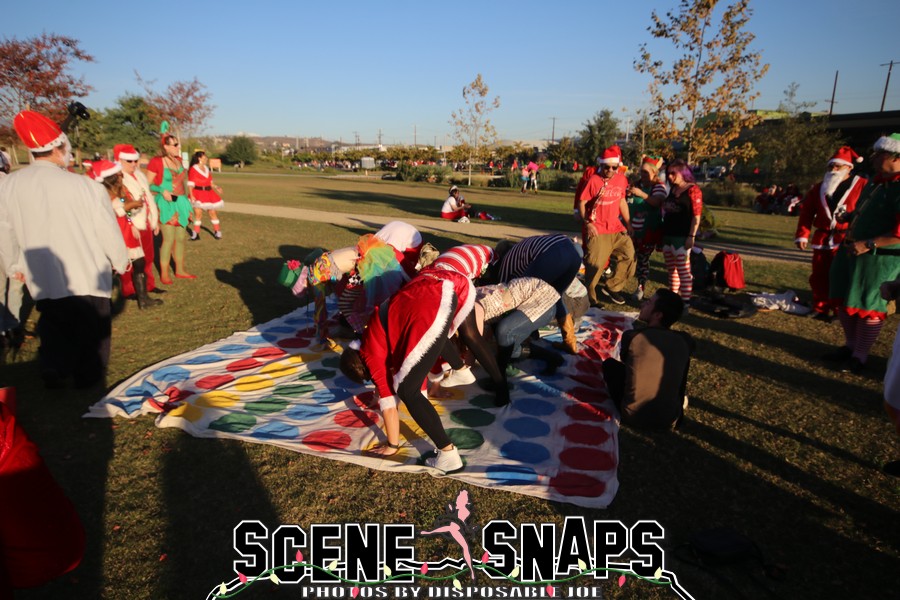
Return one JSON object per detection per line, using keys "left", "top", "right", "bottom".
{"left": 4, "top": 176, "right": 898, "bottom": 600}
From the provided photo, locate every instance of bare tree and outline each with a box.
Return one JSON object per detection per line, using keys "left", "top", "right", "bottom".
{"left": 635, "top": 0, "right": 769, "bottom": 166}
{"left": 450, "top": 74, "right": 500, "bottom": 186}
{"left": 136, "top": 72, "right": 215, "bottom": 144}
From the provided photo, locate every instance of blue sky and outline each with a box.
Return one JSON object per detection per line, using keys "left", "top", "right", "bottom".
{"left": 6, "top": 1, "right": 899, "bottom": 144}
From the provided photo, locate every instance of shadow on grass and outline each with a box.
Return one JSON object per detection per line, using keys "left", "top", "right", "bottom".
{"left": 155, "top": 437, "right": 290, "bottom": 599}
{"left": 584, "top": 419, "right": 900, "bottom": 599}
{"left": 10, "top": 359, "right": 113, "bottom": 600}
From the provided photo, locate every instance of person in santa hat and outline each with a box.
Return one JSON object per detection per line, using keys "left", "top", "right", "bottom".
{"left": 827, "top": 134, "right": 900, "bottom": 374}
{"left": 339, "top": 244, "right": 506, "bottom": 472}
{"left": 89, "top": 160, "right": 161, "bottom": 310}
{"left": 114, "top": 143, "right": 161, "bottom": 299}
{"left": 794, "top": 146, "right": 867, "bottom": 322}
{"left": 187, "top": 150, "right": 224, "bottom": 240}
{"left": 576, "top": 144, "right": 635, "bottom": 306}
{"left": 0, "top": 110, "right": 129, "bottom": 388}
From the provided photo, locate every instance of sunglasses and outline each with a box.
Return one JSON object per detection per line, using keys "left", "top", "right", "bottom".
{"left": 123, "top": 159, "right": 138, "bottom": 164}
{"left": 167, "top": 142, "right": 180, "bottom": 147}
{"left": 600, "top": 164, "right": 618, "bottom": 170}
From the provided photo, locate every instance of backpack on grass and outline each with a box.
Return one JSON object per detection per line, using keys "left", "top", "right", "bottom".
{"left": 709, "top": 251, "right": 745, "bottom": 291}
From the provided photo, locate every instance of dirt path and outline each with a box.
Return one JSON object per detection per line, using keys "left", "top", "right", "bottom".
{"left": 224, "top": 202, "right": 809, "bottom": 265}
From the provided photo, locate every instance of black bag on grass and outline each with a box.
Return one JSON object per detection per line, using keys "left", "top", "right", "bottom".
{"left": 690, "top": 292, "right": 757, "bottom": 319}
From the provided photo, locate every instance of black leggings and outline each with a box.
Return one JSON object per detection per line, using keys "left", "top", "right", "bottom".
{"left": 395, "top": 296, "right": 459, "bottom": 449}
{"left": 456, "top": 310, "right": 505, "bottom": 385}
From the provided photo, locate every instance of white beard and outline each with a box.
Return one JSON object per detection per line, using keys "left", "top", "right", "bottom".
{"left": 821, "top": 170, "right": 846, "bottom": 198}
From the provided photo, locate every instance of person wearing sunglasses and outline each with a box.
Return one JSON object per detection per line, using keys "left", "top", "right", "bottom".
{"left": 576, "top": 144, "right": 635, "bottom": 307}
{"left": 146, "top": 134, "right": 195, "bottom": 283}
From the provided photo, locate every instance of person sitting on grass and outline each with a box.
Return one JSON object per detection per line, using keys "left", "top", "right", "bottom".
{"left": 441, "top": 185, "right": 472, "bottom": 222}
{"left": 601, "top": 288, "right": 695, "bottom": 430}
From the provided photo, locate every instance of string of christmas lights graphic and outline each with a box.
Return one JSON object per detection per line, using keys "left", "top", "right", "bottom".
{"left": 209, "top": 551, "right": 673, "bottom": 598}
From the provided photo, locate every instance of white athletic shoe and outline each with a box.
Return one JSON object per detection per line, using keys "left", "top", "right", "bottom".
{"left": 440, "top": 366, "right": 476, "bottom": 388}
{"left": 426, "top": 446, "right": 463, "bottom": 472}
{"left": 457, "top": 216, "right": 470, "bottom": 223}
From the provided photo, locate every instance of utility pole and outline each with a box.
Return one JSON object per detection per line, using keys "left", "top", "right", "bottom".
{"left": 413, "top": 125, "right": 417, "bottom": 148}
{"left": 828, "top": 70, "right": 839, "bottom": 115}
{"left": 549, "top": 117, "right": 557, "bottom": 144}
{"left": 881, "top": 60, "right": 896, "bottom": 112}
{"left": 377, "top": 129, "right": 382, "bottom": 146}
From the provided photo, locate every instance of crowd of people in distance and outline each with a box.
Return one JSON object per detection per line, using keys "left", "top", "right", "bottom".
{"left": 753, "top": 183, "right": 803, "bottom": 215}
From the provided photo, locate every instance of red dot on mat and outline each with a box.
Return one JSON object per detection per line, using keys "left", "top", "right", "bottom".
{"left": 303, "top": 430, "right": 352, "bottom": 452}
{"left": 195, "top": 374, "right": 235, "bottom": 390}
{"left": 560, "top": 423, "right": 611, "bottom": 445}
{"left": 549, "top": 471, "right": 607, "bottom": 498}
{"left": 559, "top": 447, "right": 616, "bottom": 471}
{"left": 334, "top": 409, "right": 380, "bottom": 428}
{"left": 226, "top": 358, "right": 262, "bottom": 372}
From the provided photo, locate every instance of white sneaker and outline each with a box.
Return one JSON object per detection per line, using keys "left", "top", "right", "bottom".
{"left": 440, "top": 366, "right": 476, "bottom": 388}
{"left": 214, "top": 231, "right": 222, "bottom": 239}
{"left": 634, "top": 285, "right": 644, "bottom": 301}
{"left": 426, "top": 446, "right": 463, "bottom": 472}
{"left": 457, "top": 216, "right": 470, "bottom": 223}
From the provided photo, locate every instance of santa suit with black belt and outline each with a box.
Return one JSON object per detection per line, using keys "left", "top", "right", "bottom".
{"left": 795, "top": 174, "right": 867, "bottom": 315}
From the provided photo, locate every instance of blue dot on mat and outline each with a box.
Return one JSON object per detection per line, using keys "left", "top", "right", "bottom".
{"left": 260, "top": 326, "right": 296, "bottom": 334}
{"left": 310, "top": 388, "right": 352, "bottom": 404}
{"left": 218, "top": 344, "right": 252, "bottom": 354}
{"left": 285, "top": 404, "right": 331, "bottom": 420}
{"left": 503, "top": 417, "right": 551, "bottom": 438}
{"left": 500, "top": 440, "right": 550, "bottom": 464}
{"left": 486, "top": 464, "right": 540, "bottom": 485}
{"left": 150, "top": 366, "right": 191, "bottom": 384}
{"left": 518, "top": 380, "right": 561, "bottom": 398}
{"left": 246, "top": 334, "right": 281, "bottom": 344}
{"left": 125, "top": 381, "right": 161, "bottom": 398}
{"left": 184, "top": 354, "right": 223, "bottom": 365}
{"left": 250, "top": 421, "right": 300, "bottom": 440}
{"left": 513, "top": 397, "right": 556, "bottom": 416}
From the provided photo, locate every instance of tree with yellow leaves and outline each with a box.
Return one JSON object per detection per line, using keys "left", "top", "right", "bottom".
{"left": 635, "top": 0, "right": 769, "bottom": 167}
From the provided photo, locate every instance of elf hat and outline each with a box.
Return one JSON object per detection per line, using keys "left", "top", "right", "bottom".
{"left": 641, "top": 155, "right": 664, "bottom": 171}
{"left": 597, "top": 145, "right": 623, "bottom": 166}
{"left": 13, "top": 110, "right": 68, "bottom": 153}
{"left": 114, "top": 144, "right": 140, "bottom": 162}
{"left": 828, "top": 146, "right": 863, "bottom": 167}
{"left": 874, "top": 133, "right": 900, "bottom": 155}
{"left": 88, "top": 159, "right": 122, "bottom": 182}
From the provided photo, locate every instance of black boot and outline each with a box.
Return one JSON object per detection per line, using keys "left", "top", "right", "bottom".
{"left": 135, "top": 272, "right": 162, "bottom": 309}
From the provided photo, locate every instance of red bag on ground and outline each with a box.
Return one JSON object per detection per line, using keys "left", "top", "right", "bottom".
{"left": 0, "top": 387, "right": 85, "bottom": 594}
{"left": 710, "top": 251, "right": 745, "bottom": 291}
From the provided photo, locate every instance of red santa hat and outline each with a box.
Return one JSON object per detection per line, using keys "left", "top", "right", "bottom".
{"left": 113, "top": 143, "right": 140, "bottom": 162}
{"left": 828, "top": 146, "right": 863, "bottom": 168}
{"left": 597, "top": 145, "right": 623, "bottom": 166}
{"left": 13, "top": 110, "right": 69, "bottom": 153}
{"left": 88, "top": 159, "right": 122, "bottom": 181}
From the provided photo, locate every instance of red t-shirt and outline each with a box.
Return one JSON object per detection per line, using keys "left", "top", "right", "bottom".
{"left": 578, "top": 173, "right": 628, "bottom": 234}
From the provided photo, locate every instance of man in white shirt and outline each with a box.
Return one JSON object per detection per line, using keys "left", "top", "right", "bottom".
{"left": 0, "top": 111, "right": 129, "bottom": 388}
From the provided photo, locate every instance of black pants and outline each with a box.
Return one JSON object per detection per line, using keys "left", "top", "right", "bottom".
{"left": 36, "top": 295, "right": 111, "bottom": 387}
{"left": 395, "top": 295, "right": 459, "bottom": 449}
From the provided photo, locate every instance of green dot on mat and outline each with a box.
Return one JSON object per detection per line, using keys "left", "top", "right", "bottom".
{"left": 209, "top": 413, "right": 257, "bottom": 433}
{"left": 245, "top": 398, "right": 290, "bottom": 415}
{"left": 321, "top": 356, "right": 341, "bottom": 369}
{"left": 275, "top": 383, "right": 316, "bottom": 396}
{"left": 469, "top": 394, "right": 499, "bottom": 408}
{"left": 450, "top": 408, "right": 496, "bottom": 428}
{"left": 297, "top": 369, "right": 335, "bottom": 381}
{"left": 447, "top": 428, "right": 484, "bottom": 449}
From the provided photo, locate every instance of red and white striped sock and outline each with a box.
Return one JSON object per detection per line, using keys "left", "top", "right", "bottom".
{"left": 853, "top": 317, "right": 884, "bottom": 362}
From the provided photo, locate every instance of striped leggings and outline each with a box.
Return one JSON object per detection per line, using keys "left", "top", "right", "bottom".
{"left": 662, "top": 245, "right": 692, "bottom": 302}
{"left": 837, "top": 310, "right": 885, "bottom": 363}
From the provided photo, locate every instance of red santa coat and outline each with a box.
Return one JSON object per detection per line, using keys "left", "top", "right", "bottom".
{"left": 360, "top": 269, "right": 474, "bottom": 401}
{"left": 795, "top": 175, "right": 868, "bottom": 249}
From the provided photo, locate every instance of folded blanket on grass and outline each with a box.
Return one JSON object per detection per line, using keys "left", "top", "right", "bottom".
{"left": 86, "top": 306, "right": 633, "bottom": 509}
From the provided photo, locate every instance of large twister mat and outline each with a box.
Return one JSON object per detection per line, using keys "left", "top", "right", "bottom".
{"left": 87, "top": 306, "right": 634, "bottom": 509}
